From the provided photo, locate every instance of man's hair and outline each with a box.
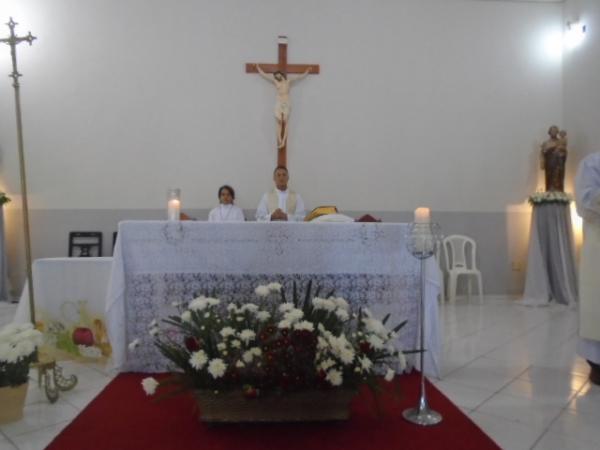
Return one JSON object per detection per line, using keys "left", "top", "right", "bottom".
{"left": 273, "top": 165, "right": 288, "bottom": 175}
{"left": 218, "top": 185, "right": 235, "bottom": 200}
{"left": 274, "top": 71, "right": 287, "bottom": 80}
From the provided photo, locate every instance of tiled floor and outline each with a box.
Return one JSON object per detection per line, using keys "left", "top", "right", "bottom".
{"left": 1, "top": 297, "right": 599, "bottom": 449}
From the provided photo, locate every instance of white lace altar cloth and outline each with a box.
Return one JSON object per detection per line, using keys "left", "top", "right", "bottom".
{"left": 106, "top": 221, "right": 441, "bottom": 376}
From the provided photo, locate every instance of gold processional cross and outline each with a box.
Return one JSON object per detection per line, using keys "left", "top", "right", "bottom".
{"left": 246, "top": 36, "right": 319, "bottom": 168}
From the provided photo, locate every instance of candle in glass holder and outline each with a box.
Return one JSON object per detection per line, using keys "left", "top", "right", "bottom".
{"left": 414, "top": 207, "right": 430, "bottom": 224}
{"left": 167, "top": 188, "right": 181, "bottom": 221}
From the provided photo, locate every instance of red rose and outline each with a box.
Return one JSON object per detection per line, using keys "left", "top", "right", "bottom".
{"left": 359, "top": 342, "right": 371, "bottom": 353}
{"left": 184, "top": 336, "right": 201, "bottom": 352}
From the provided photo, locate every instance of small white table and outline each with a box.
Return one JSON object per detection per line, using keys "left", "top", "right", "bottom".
{"left": 15, "top": 257, "right": 113, "bottom": 362}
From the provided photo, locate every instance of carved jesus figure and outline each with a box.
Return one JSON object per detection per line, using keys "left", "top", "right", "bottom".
{"left": 255, "top": 64, "right": 310, "bottom": 148}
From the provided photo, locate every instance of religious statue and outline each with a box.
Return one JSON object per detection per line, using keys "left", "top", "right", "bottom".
{"left": 540, "top": 125, "right": 568, "bottom": 192}
{"left": 255, "top": 64, "right": 310, "bottom": 149}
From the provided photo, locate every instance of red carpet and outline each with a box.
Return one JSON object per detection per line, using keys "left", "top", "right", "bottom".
{"left": 48, "top": 372, "right": 500, "bottom": 450}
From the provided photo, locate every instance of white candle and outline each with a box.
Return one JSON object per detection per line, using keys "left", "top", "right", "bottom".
{"left": 167, "top": 199, "right": 181, "bottom": 221}
{"left": 414, "top": 207, "right": 430, "bottom": 224}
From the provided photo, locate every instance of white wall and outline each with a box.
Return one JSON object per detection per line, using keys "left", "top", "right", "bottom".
{"left": 564, "top": 0, "right": 600, "bottom": 161}
{"left": 0, "top": 0, "right": 563, "bottom": 213}
{"left": 0, "top": 0, "right": 566, "bottom": 295}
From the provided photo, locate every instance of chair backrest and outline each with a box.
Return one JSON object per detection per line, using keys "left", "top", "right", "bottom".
{"left": 443, "top": 235, "right": 478, "bottom": 271}
{"left": 69, "top": 232, "right": 102, "bottom": 257}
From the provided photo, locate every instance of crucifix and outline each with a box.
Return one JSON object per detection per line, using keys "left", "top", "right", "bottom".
{"left": 246, "top": 36, "right": 319, "bottom": 168}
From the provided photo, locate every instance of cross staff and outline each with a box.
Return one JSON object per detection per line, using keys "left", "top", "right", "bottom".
{"left": 246, "top": 36, "right": 319, "bottom": 168}
{"left": 1, "top": 18, "right": 37, "bottom": 323}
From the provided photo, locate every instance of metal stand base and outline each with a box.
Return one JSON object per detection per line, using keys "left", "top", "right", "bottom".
{"left": 35, "top": 360, "right": 78, "bottom": 403}
{"left": 402, "top": 406, "right": 443, "bottom": 426}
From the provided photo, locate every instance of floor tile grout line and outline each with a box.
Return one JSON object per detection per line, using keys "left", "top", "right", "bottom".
{"left": 0, "top": 429, "right": 18, "bottom": 450}
{"left": 528, "top": 378, "right": 597, "bottom": 450}
{"left": 2, "top": 419, "right": 72, "bottom": 444}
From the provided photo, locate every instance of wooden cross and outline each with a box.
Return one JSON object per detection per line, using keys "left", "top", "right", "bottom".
{"left": 246, "top": 36, "right": 319, "bottom": 168}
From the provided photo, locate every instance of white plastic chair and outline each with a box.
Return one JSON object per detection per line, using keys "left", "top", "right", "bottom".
{"left": 443, "top": 235, "right": 483, "bottom": 303}
{"left": 434, "top": 244, "right": 445, "bottom": 302}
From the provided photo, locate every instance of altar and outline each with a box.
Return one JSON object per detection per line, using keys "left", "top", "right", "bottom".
{"left": 106, "top": 221, "right": 442, "bottom": 376}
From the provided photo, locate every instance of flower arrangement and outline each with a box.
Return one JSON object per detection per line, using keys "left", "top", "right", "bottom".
{"left": 528, "top": 191, "right": 572, "bottom": 205}
{"left": 0, "top": 323, "right": 43, "bottom": 388}
{"left": 138, "top": 282, "right": 407, "bottom": 400}
{"left": 0, "top": 193, "right": 10, "bottom": 207}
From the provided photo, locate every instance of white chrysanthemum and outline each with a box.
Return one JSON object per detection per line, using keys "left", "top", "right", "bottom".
{"left": 227, "top": 304, "right": 239, "bottom": 313}
{"left": 317, "top": 336, "right": 329, "bottom": 350}
{"left": 217, "top": 342, "right": 227, "bottom": 351}
{"left": 398, "top": 351, "right": 407, "bottom": 371}
{"left": 235, "top": 360, "right": 245, "bottom": 368}
{"left": 239, "top": 329, "right": 256, "bottom": 344}
{"left": 231, "top": 340, "right": 241, "bottom": 349}
{"left": 279, "top": 303, "right": 294, "bottom": 313}
{"left": 251, "top": 347, "right": 262, "bottom": 356}
{"left": 208, "top": 358, "right": 227, "bottom": 379}
{"left": 367, "top": 334, "right": 385, "bottom": 350}
{"left": 326, "top": 333, "right": 355, "bottom": 365}
{"left": 15, "top": 339, "right": 35, "bottom": 358}
{"left": 255, "top": 285, "right": 270, "bottom": 297}
{"left": 362, "top": 317, "right": 388, "bottom": 339}
{"left": 241, "top": 303, "right": 259, "bottom": 313}
{"left": 171, "top": 301, "right": 181, "bottom": 308}
{"left": 333, "top": 297, "right": 349, "bottom": 311}
{"left": 141, "top": 377, "right": 159, "bottom": 395}
{"left": 128, "top": 339, "right": 140, "bottom": 351}
{"left": 384, "top": 368, "right": 395, "bottom": 382}
{"left": 189, "top": 350, "right": 208, "bottom": 370}
{"left": 149, "top": 327, "right": 159, "bottom": 337}
{"left": 235, "top": 316, "right": 244, "bottom": 322}
{"left": 268, "top": 282, "right": 282, "bottom": 292}
{"left": 293, "top": 320, "right": 314, "bottom": 332}
{"left": 189, "top": 296, "right": 208, "bottom": 311}
{"left": 148, "top": 319, "right": 158, "bottom": 328}
{"left": 242, "top": 350, "right": 254, "bottom": 363}
{"left": 312, "top": 297, "right": 336, "bottom": 312}
{"left": 256, "top": 311, "right": 271, "bottom": 322}
{"left": 359, "top": 356, "right": 372, "bottom": 371}
{"left": 339, "top": 348, "right": 355, "bottom": 365}
{"left": 219, "top": 327, "right": 236, "bottom": 338}
{"left": 277, "top": 319, "right": 291, "bottom": 329}
{"left": 0, "top": 343, "right": 12, "bottom": 362}
{"left": 206, "top": 298, "right": 220, "bottom": 307}
{"left": 181, "top": 311, "right": 192, "bottom": 322}
{"left": 319, "top": 358, "right": 335, "bottom": 371}
{"left": 284, "top": 309, "right": 304, "bottom": 324}
{"left": 335, "top": 309, "right": 349, "bottom": 321}
{"left": 326, "top": 369, "right": 343, "bottom": 386}
{"left": 189, "top": 296, "right": 220, "bottom": 311}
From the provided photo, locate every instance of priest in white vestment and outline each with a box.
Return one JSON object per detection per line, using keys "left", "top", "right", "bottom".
{"left": 575, "top": 152, "right": 600, "bottom": 385}
{"left": 208, "top": 185, "right": 245, "bottom": 222}
{"left": 256, "top": 166, "right": 306, "bottom": 222}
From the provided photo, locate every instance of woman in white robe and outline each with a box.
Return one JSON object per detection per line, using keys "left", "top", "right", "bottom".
{"left": 208, "top": 185, "right": 245, "bottom": 222}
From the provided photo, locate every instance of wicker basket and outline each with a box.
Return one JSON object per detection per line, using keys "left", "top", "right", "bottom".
{"left": 196, "top": 388, "right": 356, "bottom": 423}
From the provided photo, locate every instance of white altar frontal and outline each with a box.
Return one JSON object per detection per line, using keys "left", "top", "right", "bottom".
{"left": 106, "top": 221, "right": 441, "bottom": 377}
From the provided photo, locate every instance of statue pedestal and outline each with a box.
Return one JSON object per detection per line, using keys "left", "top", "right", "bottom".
{"left": 522, "top": 203, "right": 578, "bottom": 306}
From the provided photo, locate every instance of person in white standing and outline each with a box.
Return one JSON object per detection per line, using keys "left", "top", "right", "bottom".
{"left": 208, "top": 185, "right": 245, "bottom": 222}
{"left": 575, "top": 152, "right": 600, "bottom": 385}
{"left": 256, "top": 166, "right": 306, "bottom": 222}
